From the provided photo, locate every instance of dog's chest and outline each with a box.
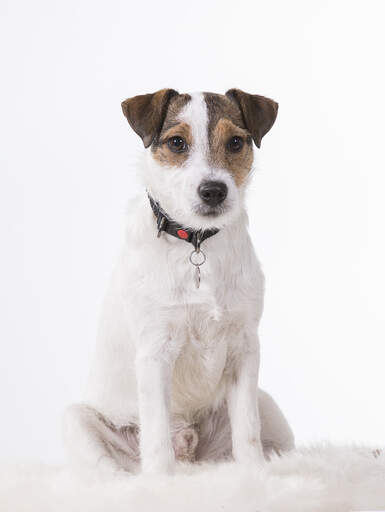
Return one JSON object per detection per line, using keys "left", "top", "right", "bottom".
{"left": 130, "top": 228, "right": 263, "bottom": 415}
{"left": 168, "top": 298, "right": 248, "bottom": 416}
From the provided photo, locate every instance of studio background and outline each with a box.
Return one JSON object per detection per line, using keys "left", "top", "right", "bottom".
{"left": 1, "top": 0, "right": 384, "bottom": 464}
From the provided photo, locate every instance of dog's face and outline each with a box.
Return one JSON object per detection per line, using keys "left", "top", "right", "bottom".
{"left": 122, "top": 89, "right": 278, "bottom": 229}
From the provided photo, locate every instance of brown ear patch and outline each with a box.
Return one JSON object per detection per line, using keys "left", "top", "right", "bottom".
{"left": 121, "top": 88, "right": 179, "bottom": 147}
{"left": 225, "top": 89, "right": 278, "bottom": 148}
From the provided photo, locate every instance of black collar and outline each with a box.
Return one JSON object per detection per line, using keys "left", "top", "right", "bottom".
{"left": 148, "top": 194, "right": 219, "bottom": 250}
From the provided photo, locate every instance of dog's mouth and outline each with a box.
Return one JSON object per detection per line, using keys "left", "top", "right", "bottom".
{"left": 193, "top": 202, "right": 229, "bottom": 217}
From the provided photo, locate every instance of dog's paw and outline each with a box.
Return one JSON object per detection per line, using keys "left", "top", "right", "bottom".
{"left": 172, "top": 427, "right": 199, "bottom": 462}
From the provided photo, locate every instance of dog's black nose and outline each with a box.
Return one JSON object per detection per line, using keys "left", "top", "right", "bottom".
{"left": 198, "top": 181, "right": 228, "bottom": 207}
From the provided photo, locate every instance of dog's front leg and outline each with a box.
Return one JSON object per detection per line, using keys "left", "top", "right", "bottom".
{"left": 135, "top": 348, "right": 175, "bottom": 474}
{"left": 227, "top": 338, "right": 264, "bottom": 466}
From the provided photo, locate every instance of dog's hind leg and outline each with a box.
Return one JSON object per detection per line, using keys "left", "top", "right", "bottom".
{"left": 258, "top": 389, "right": 295, "bottom": 458}
{"left": 195, "top": 389, "right": 294, "bottom": 462}
{"left": 63, "top": 403, "right": 139, "bottom": 472}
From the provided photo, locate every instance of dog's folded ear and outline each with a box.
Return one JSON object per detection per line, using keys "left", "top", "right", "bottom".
{"left": 121, "top": 89, "right": 179, "bottom": 148}
{"left": 225, "top": 89, "right": 278, "bottom": 148}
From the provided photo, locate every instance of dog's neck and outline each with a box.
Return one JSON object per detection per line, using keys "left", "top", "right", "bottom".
{"left": 147, "top": 194, "right": 220, "bottom": 251}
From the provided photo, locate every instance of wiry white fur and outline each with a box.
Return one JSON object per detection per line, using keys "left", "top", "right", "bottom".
{"left": 63, "top": 92, "right": 293, "bottom": 474}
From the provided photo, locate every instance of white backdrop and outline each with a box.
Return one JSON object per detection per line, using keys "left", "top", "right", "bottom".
{"left": 1, "top": 0, "right": 384, "bottom": 463}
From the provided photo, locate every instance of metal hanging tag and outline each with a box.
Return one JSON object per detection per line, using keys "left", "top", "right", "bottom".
{"left": 194, "top": 265, "right": 201, "bottom": 289}
{"left": 189, "top": 248, "right": 206, "bottom": 289}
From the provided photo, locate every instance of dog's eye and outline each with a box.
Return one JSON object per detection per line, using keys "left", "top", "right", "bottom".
{"left": 227, "top": 136, "right": 244, "bottom": 153}
{"left": 167, "top": 136, "right": 187, "bottom": 153}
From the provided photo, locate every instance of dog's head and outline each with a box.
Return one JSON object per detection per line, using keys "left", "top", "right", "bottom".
{"left": 121, "top": 89, "right": 278, "bottom": 229}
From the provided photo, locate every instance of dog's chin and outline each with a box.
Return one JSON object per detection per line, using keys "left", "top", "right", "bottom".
{"left": 187, "top": 201, "right": 240, "bottom": 230}
{"left": 193, "top": 203, "right": 227, "bottom": 218}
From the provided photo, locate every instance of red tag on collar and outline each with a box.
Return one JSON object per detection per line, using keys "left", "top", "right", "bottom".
{"left": 177, "top": 229, "right": 188, "bottom": 239}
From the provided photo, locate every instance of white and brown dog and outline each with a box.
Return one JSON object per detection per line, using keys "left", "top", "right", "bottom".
{"left": 63, "top": 89, "right": 295, "bottom": 474}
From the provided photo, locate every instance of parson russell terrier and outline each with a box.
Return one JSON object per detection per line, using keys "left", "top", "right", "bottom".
{"left": 63, "top": 89, "right": 295, "bottom": 474}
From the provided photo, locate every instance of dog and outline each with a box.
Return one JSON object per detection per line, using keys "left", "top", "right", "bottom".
{"left": 63, "top": 89, "right": 295, "bottom": 474}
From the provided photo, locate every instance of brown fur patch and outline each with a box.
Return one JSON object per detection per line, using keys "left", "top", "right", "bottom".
{"left": 204, "top": 92, "right": 246, "bottom": 135}
{"left": 204, "top": 93, "right": 253, "bottom": 186}
{"left": 121, "top": 88, "right": 179, "bottom": 148}
{"left": 159, "top": 94, "right": 191, "bottom": 135}
{"left": 210, "top": 118, "right": 253, "bottom": 186}
{"left": 152, "top": 122, "right": 192, "bottom": 167}
{"left": 151, "top": 94, "right": 191, "bottom": 167}
{"left": 225, "top": 89, "right": 278, "bottom": 148}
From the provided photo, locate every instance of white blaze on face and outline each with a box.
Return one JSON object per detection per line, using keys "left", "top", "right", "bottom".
{"left": 176, "top": 93, "right": 242, "bottom": 226}
{"left": 177, "top": 92, "right": 210, "bottom": 170}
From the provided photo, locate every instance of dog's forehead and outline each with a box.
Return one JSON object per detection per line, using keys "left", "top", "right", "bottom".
{"left": 203, "top": 92, "right": 245, "bottom": 131}
{"left": 164, "top": 92, "right": 245, "bottom": 135}
{"left": 162, "top": 94, "right": 192, "bottom": 132}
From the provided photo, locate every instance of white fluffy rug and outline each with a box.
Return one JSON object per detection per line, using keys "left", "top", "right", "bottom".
{"left": 1, "top": 445, "right": 385, "bottom": 512}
